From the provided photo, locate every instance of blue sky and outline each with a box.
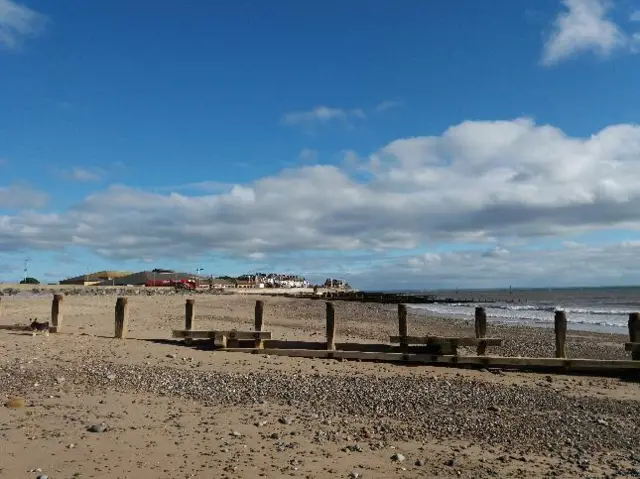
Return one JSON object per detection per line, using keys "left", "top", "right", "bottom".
{"left": 2, "top": 0, "right": 640, "bottom": 288}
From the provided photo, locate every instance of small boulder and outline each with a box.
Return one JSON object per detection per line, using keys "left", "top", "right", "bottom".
{"left": 87, "top": 423, "right": 107, "bottom": 433}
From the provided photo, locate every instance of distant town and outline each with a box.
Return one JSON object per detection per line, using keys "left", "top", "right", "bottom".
{"left": 18, "top": 269, "right": 351, "bottom": 291}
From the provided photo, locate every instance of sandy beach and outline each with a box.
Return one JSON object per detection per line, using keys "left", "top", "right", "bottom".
{"left": 1, "top": 290, "right": 639, "bottom": 478}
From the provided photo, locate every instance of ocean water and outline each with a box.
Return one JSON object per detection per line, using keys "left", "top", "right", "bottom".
{"left": 406, "top": 287, "right": 640, "bottom": 334}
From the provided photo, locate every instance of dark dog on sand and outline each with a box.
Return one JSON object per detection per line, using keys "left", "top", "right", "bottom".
{"left": 29, "top": 319, "right": 50, "bottom": 336}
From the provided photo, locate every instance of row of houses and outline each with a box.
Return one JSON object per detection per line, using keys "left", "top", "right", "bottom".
{"left": 234, "top": 273, "right": 309, "bottom": 289}
{"left": 58, "top": 270, "right": 313, "bottom": 289}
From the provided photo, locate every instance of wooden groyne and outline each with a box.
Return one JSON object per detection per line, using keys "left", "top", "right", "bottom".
{"left": 5, "top": 294, "right": 638, "bottom": 376}
{"left": 279, "top": 290, "right": 487, "bottom": 304}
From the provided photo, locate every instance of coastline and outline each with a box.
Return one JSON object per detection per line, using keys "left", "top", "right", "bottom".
{"left": 1, "top": 293, "right": 638, "bottom": 478}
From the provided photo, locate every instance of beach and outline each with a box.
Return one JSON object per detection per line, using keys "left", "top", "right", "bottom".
{"left": 1, "top": 290, "right": 639, "bottom": 478}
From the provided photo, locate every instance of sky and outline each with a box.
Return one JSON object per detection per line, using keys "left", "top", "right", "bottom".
{"left": 1, "top": 0, "right": 640, "bottom": 289}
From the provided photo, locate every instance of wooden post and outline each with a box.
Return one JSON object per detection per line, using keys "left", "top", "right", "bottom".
{"left": 398, "top": 304, "right": 408, "bottom": 352}
{"left": 0, "top": 296, "right": 2, "bottom": 320}
{"left": 184, "top": 298, "right": 195, "bottom": 345}
{"left": 629, "top": 312, "right": 640, "bottom": 361}
{"left": 475, "top": 306, "right": 487, "bottom": 355}
{"left": 114, "top": 297, "right": 129, "bottom": 339}
{"left": 50, "top": 294, "right": 64, "bottom": 333}
{"left": 254, "top": 300, "right": 264, "bottom": 349}
{"left": 326, "top": 302, "right": 336, "bottom": 350}
{"left": 185, "top": 299, "right": 195, "bottom": 330}
{"left": 554, "top": 310, "right": 567, "bottom": 359}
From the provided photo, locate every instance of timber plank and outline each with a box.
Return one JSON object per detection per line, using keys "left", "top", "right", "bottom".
{"left": 389, "top": 336, "right": 502, "bottom": 346}
{"left": 221, "top": 348, "right": 640, "bottom": 372}
{"left": 172, "top": 330, "right": 272, "bottom": 340}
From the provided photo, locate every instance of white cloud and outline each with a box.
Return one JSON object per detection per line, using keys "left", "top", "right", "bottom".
{"left": 631, "top": 10, "right": 640, "bottom": 22}
{"left": 342, "top": 149, "right": 363, "bottom": 168}
{"left": 352, "top": 240, "right": 640, "bottom": 289}
{"left": 541, "top": 0, "right": 631, "bottom": 65}
{"left": 282, "top": 106, "right": 365, "bottom": 127}
{"left": 0, "top": 183, "right": 48, "bottom": 209}
{"left": 3, "top": 117, "right": 640, "bottom": 288}
{"left": 298, "top": 148, "right": 318, "bottom": 163}
{"left": 0, "top": 0, "right": 46, "bottom": 50}
{"left": 374, "top": 100, "right": 402, "bottom": 113}
{"left": 161, "top": 181, "right": 234, "bottom": 194}
{"left": 58, "top": 167, "right": 102, "bottom": 182}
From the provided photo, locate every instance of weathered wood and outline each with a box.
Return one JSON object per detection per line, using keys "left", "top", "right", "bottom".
{"left": 221, "top": 348, "right": 640, "bottom": 372}
{"left": 625, "top": 342, "right": 640, "bottom": 352}
{"left": 256, "top": 340, "right": 456, "bottom": 353}
{"left": 50, "top": 294, "right": 64, "bottom": 333}
{"left": 398, "top": 304, "right": 408, "bottom": 351}
{"left": 326, "top": 302, "right": 336, "bottom": 350}
{"left": 114, "top": 297, "right": 129, "bottom": 339}
{"left": 254, "top": 300, "right": 264, "bottom": 349}
{"left": 629, "top": 313, "right": 640, "bottom": 360}
{"left": 214, "top": 334, "right": 227, "bottom": 349}
{"left": 0, "top": 297, "right": 3, "bottom": 319}
{"left": 554, "top": 310, "right": 567, "bottom": 359}
{"left": 171, "top": 330, "right": 272, "bottom": 340}
{"left": 389, "top": 336, "right": 502, "bottom": 347}
{"left": 185, "top": 299, "right": 195, "bottom": 330}
{"left": 475, "top": 306, "right": 488, "bottom": 355}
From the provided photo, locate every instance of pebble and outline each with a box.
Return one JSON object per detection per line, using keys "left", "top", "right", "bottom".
{"left": 2, "top": 344, "right": 638, "bottom": 460}
{"left": 415, "top": 459, "right": 425, "bottom": 467}
{"left": 87, "top": 423, "right": 107, "bottom": 433}
{"left": 391, "top": 453, "right": 406, "bottom": 462}
{"left": 166, "top": 354, "right": 177, "bottom": 359}
{"left": 4, "top": 397, "right": 26, "bottom": 408}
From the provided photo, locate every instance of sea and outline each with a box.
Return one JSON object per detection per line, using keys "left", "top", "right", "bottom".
{"left": 401, "top": 287, "right": 639, "bottom": 334}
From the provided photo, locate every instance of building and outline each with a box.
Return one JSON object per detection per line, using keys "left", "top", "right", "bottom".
{"left": 324, "top": 278, "right": 351, "bottom": 289}
{"left": 210, "top": 278, "right": 235, "bottom": 288}
{"left": 97, "top": 270, "right": 203, "bottom": 287}
{"left": 60, "top": 271, "right": 131, "bottom": 286}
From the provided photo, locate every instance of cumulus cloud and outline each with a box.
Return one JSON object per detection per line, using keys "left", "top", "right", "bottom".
{"left": 0, "top": 183, "right": 48, "bottom": 209}
{"left": 374, "top": 99, "right": 402, "bottom": 113}
{"left": 63, "top": 167, "right": 102, "bottom": 182}
{"left": 368, "top": 240, "right": 640, "bottom": 289}
{"left": 298, "top": 148, "right": 318, "bottom": 163}
{"left": 0, "top": 0, "right": 46, "bottom": 50}
{"left": 282, "top": 106, "right": 366, "bottom": 128}
{"left": 2, "top": 118, "right": 640, "bottom": 284}
{"left": 541, "top": 0, "right": 632, "bottom": 65}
